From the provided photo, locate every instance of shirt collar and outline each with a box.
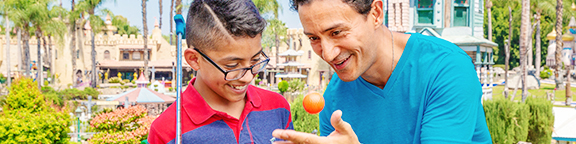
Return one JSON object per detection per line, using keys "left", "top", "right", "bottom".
{"left": 183, "top": 78, "right": 262, "bottom": 125}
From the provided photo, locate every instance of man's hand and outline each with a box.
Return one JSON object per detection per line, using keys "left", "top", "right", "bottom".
{"left": 272, "top": 110, "right": 360, "bottom": 144}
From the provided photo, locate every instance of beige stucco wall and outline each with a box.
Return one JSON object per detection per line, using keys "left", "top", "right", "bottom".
{"left": 0, "top": 19, "right": 179, "bottom": 88}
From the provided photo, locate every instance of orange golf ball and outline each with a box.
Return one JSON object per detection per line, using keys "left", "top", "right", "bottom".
{"left": 303, "top": 92, "right": 325, "bottom": 114}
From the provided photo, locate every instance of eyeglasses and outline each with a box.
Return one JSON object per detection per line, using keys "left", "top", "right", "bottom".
{"left": 194, "top": 48, "right": 270, "bottom": 81}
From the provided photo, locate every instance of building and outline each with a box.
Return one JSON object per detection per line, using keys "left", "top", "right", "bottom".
{"left": 386, "top": 0, "right": 497, "bottom": 99}
{"left": 263, "top": 29, "right": 332, "bottom": 90}
{"left": 0, "top": 14, "right": 194, "bottom": 88}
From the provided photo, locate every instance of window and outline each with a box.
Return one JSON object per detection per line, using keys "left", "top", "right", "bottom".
{"left": 133, "top": 52, "right": 141, "bottom": 60}
{"left": 308, "top": 50, "right": 311, "bottom": 59}
{"left": 76, "top": 50, "right": 80, "bottom": 59}
{"left": 453, "top": 0, "right": 469, "bottom": 27}
{"left": 122, "top": 52, "right": 130, "bottom": 60}
{"left": 55, "top": 50, "right": 58, "bottom": 59}
{"left": 104, "top": 50, "right": 110, "bottom": 59}
{"left": 417, "top": 0, "right": 434, "bottom": 24}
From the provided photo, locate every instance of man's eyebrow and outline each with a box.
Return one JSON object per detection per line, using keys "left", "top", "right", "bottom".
{"left": 304, "top": 23, "right": 346, "bottom": 36}
{"left": 323, "top": 23, "right": 345, "bottom": 33}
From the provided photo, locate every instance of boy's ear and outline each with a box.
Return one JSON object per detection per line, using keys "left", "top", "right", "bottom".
{"left": 184, "top": 48, "right": 201, "bottom": 71}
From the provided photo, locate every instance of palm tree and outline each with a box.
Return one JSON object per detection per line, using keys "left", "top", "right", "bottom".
{"left": 143, "top": 0, "right": 149, "bottom": 81}
{"left": 4, "top": 15, "right": 11, "bottom": 88}
{"left": 42, "top": 5, "right": 68, "bottom": 86}
{"left": 554, "top": 0, "right": 568, "bottom": 105}
{"left": 5, "top": 0, "right": 33, "bottom": 79}
{"left": 76, "top": 0, "right": 108, "bottom": 88}
{"left": 505, "top": 6, "right": 512, "bottom": 99}
{"left": 520, "top": 0, "right": 530, "bottom": 101}
{"left": 486, "top": 0, "right": 493, "bottom": 41}
{"left": 253, "top": 0, "right": 282, "bottom": 83}
{"left": 532, "top": 0, "right": 555, "bottom": 79}
{"left": 175, "top": 0, "right": 182, "bottom": 14}
{"left": 70, "top": 0, "right": 79, "bottom": 87}
{"left": 170, "top": 0, "right": 173, "bottom": 45}
{"left": 159, "top": 0, "right": 162, "bottom": 29}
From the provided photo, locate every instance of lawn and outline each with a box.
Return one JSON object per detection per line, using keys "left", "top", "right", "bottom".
{"left": 492, "top": 83, "right": 576, "bottom": 103}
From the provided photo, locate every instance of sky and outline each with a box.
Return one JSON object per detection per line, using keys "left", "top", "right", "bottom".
{"left": 59, "top": 0, "right": 303, "bottom": 36}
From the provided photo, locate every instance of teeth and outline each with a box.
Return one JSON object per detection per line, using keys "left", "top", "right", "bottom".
{"left": 336, "top": 57, "right": 349, "bottom": 65}
{"left": 231, "top": 85, "right": 246, "bottom": 90}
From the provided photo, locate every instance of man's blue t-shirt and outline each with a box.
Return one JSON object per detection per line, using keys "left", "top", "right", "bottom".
{"left": 320, "top": 33, "right": 492, "bottom": 143}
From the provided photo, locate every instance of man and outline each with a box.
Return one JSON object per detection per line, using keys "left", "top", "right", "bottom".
{"left": 272, "top": 0, "right": 492, "bottom": 143}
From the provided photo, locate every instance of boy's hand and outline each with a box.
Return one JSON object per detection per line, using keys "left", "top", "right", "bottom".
{"left": 272, "top": 110, "right": 360, "bottom": 144}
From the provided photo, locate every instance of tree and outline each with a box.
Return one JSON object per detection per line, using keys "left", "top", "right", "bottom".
{"left": 0, "top": 78, "right": 72, "bottom": 143}
{"left": 4, "top": 0, "right": 34, "bottom": 79}
{"left": 76, "top": 0, "right": 108, "bottom": 88}
{"left": 143, "top": 0, "right": 149, "bottom": 81}
{"left": 253, "top": 0, "right": 282, "bottom": 84}
{"left": 486, "top": 0, "right": 493, "bottom": 42}
{"left": 70, "top": 0, "right": 79, "bottom": 87}
{"left": 159, "top": 0, "right": 162, "bottom": 29}
{"left": 111, "top": 14, "right": 140, "bottom": 36}
{"left": 520, "top": 0, "right": 530, "bottom": 101}
{"left": 170, "top": 0, "right": 174, "bottom": 45}
{"left": 554, "top": 0, "right": 569, "bottom": 105}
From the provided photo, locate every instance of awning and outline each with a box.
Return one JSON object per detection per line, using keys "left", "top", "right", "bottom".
{"left": 275, "top": 73, "right": 307, "bottom": 78}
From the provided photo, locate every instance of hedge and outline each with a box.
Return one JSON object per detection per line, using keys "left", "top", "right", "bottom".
{"left": 484, "top": 97, "right": 554, "bottom": 144}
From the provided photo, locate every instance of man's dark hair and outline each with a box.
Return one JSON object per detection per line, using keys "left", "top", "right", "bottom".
{"left": 186, "top": 0, "right": 266, "bottom": 50}
{"left": 290, "top": 0, "right": 373, "bottom": 15}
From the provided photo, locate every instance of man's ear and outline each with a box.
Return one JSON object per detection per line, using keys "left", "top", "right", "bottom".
{"left": 184, "top": 48, "right": 201, "bottom": 71}
{"left": 370, "top": 0, "right": 384, "bottom": 29}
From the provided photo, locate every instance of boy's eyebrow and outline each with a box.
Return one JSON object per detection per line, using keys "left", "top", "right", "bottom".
{"left": 220, "top": 50, "right": 263, "bottom": 61}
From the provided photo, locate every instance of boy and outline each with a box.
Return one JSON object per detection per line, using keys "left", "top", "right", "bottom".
{"left": 148, "top": 0, "right": 293, "bottom": 143}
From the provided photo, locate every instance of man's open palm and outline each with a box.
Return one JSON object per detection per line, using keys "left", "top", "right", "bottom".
{"left": 272, "top": 110, "right": 360, "bottom": 144}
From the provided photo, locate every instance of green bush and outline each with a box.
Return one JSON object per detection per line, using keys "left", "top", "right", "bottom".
{"left": 288, "top": 79, "right": 306, "bottom": 93}
{"left": 540, "top": 68, "right": 552, "bottom": 79}
{"left": 58, "top": 87, "right": 100, "bottom": 100}
{"left": 122, "top": 79, "right": 130, "bottom": 84}
{"left": 484, "top": 97, "right": 554, "bottom": 144}
{"left": 526, "top": 97, "right": 554, "bottom": 143}
{"left": 290, "top": 94, "right": 320, "bottom": 135}
{"left": 255, "top": 79, "right": 262, "bottom": 85}
{"left": 278, "top": 80, "right": 288, "bottom": 94}
{"left": 484, "top": 98, "right": 530, "bottom": 144}
{"left": 0, "top": 78, "right": 71, "bottom": 143}
{"left": 109, "top": 77, "right": 121, "bottom": 83}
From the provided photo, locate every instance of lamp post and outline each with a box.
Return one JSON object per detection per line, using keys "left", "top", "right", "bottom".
{"left": 74, "top": 107, "right": 82, "bottom": 142}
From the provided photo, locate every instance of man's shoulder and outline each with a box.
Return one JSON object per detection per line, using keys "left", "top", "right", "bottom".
{"left": 409, "top": 33, "right": 468, "bottom": 57}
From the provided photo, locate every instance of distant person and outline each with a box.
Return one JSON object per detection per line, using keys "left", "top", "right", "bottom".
{"left": 148, "top": 0, "right": 293, "bottom": 143}
{"left": 272, "top": 0, "right": 492, "bottom": 143}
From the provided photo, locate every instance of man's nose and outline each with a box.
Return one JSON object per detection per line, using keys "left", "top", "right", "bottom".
{"left": 321, "top": 39, "right": 340, "bottom": 62}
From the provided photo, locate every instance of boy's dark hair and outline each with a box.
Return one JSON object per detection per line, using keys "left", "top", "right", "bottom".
{"left": 186, "top": 0, "right": 266, "bottom": 50}
{"left": 290, "top": 0, "right": 373, "bottom": 16}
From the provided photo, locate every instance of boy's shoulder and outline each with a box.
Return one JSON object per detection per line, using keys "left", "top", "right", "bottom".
{"left": 247, "top": 85, "right": 290, "bottom": 111}
{"left": 148, "top": 103, "right": 177, "bottom": 143}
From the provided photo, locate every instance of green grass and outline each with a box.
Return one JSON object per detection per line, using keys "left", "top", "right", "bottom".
{"left": 492, "top": 83, "right": 576, "bottom": 103}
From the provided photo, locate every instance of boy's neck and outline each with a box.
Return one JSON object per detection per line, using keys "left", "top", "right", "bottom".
{"left": 193, "top": 77, "right": 246, "bottom": 119}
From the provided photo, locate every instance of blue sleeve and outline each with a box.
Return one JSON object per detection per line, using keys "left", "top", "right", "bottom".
{"left": 420, "top": 54, "right": 490, "bottom": 143}
{"left": 319, "top": 77, "right": 337, "bottom": 136}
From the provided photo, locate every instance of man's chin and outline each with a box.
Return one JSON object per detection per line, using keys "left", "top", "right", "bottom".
{"left": 335, "top": 71, "right": 360, "bottom": 82}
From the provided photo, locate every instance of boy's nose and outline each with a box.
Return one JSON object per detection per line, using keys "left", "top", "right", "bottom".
{"left": 236, "top": 70, "right": 255, "bottom": 83}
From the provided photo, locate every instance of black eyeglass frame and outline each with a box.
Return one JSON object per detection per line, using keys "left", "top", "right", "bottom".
{"left": 194, "top": 48, "right": 270, "bottom": 81}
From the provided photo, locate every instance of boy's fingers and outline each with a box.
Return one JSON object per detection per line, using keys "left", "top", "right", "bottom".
{"left": 272, "top": 129, "right": 322, "bottom": 143}
{"left": 330, "top": 110, "right": 354, "bottom": 135}
{"left": 272, "top": 141, "right": 295, "bottom": 144}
